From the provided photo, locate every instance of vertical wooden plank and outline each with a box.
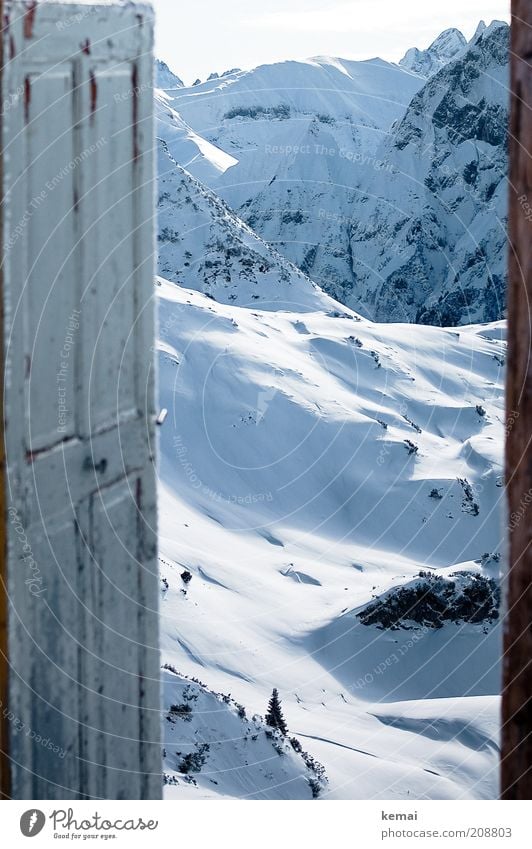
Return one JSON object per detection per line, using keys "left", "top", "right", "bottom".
{"left": 10, "top": 514, "right": 83, "bottom": 799}
{"left": 2, "top": 2, "right": 160, "bottom": 799}
{"left": 79, "top": 475, "right": 158, "bottom": 799}
{"left": 24, "top": 68, "right": 78, "bottom": 450}
{"left": 0, "top": 0, "right": 10, "bottom": 803}
{"left": 77, "top": 63, "right": 138, "bottom": 435}
{"left": 503, "top": 0, "right": 532, "bottom": 800}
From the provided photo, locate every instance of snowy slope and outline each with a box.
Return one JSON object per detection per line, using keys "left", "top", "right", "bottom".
{"left": 162, "top": 668, "right": 327, "bottom": 799}
{"left": 157, "top": 278, "right": 505, "bottom": 799}
{"left": 156, "top": 92, "right": 237, "bottom": 186}
{"left": 157, "top": 139, "right": 339, "bottom": 311}
{"left": 348, "top": 21, "right": 508, "bottom": 325}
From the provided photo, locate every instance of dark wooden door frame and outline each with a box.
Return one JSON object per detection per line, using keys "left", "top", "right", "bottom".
{"left": 503, "top": 0, "right": 532, "bottom": 800}
{"left": 0, "top": 0, "right": 10, "bottom": 803}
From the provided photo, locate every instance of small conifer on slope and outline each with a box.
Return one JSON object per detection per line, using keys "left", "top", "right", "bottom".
{"left": 265, "top": 688, "right": 288, "bottom": 735}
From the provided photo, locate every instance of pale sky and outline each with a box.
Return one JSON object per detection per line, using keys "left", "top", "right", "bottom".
{"left": 151, "top": 0, "right": 510, "bottom": 85}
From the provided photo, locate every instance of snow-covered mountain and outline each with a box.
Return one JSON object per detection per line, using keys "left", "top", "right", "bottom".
{"left": 169, "top": 55, "right": 423, "bottom": 174}
{"left": 157, "top": 268, "right": 505, "bottom": 798}
{"left": 399, "top": 27, "right": 467, "bottom": 78}
{"left": 155, "top": 54, "right": 424, "bottom": 309}
{"left": 155, "top": 21, "right": 508, "bottom": 325}
{"left": 155, "top": 22, "right": 506, "bottom": 799}
{"left": 349, "top": 21, "right": 508, "bottom": 324}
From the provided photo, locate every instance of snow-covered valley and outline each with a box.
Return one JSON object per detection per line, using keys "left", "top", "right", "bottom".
{"left": 155, "top": 22, "right": 507, "bottom": 800}
{"left": 156, "top": 278, "right": 504, "bottom": 799}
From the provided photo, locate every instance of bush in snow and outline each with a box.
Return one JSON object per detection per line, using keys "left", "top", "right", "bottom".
{"left": 168, "top": 702, "right": 193, "bottom": 722}
{"left": 290, "top": 737, "right": 303, "bottom": 753}
{"left": 403, "top": 414, "right": 422, "bottom": 433}
{"left": 308, "top": 778, "right": 322, "bottom": 799}
{"left": 476, "top": 551, "right": 501, "bottom": 566}
{"left": 358, "top": 572, "right": 500, "bottom": 630}
{"left": 176, "top": 742, "right": 210, "bottom": 774}
{"left": 458, "top": 477, "right": 480, "bottom": 515}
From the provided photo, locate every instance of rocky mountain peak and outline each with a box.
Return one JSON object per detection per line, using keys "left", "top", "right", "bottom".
{"left": 155, "top": 58, "right": 184, "bottom": 91}
{"left": 399, "top": 26, "right": 467, "bottom": 77}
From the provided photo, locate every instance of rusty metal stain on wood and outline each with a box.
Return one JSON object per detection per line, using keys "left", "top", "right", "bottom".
{"left": 131, "top": 62, "right": 140, "bottom": 163}
{"left": 89, "top": 69, "right": 97, "bottom": 119}
{"left": 23, "top": 0, "right": 37, "bottom": 39}
{"left": 503, "top": 0, "right": 532, "bottom": 800}
{"left": 23, "top": 75, "right": 31, "bottom": 124}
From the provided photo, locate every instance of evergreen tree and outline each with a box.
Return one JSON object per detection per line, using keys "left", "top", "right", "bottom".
{"left": 265, "top": 688, "right": 288, "bottom": 735}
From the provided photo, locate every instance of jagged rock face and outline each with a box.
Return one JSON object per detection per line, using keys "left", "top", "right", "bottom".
{"left": 399, "top": 28, "right": 467, "bottom": 78}
{"left": 348, "top": 22, "right": 508, "bottom": 325}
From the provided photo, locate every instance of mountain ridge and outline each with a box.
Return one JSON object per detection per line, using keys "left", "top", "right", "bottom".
{"left": 155, "top": 20, "right": 508, "bottom": 326}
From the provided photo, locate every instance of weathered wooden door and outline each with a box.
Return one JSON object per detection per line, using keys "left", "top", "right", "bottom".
{"left": 0, "top": 2, "right": 160, "bottom": 799}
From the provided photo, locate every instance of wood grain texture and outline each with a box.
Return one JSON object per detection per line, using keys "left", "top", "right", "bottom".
{"left": 503, "top": 0, "right": 532, "bottom": 800}
{"left": 0, "top": 0, "right": 11, "bottom": 804}
{"left": 1, "top": 2, "right": 160, "bottom": 799}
